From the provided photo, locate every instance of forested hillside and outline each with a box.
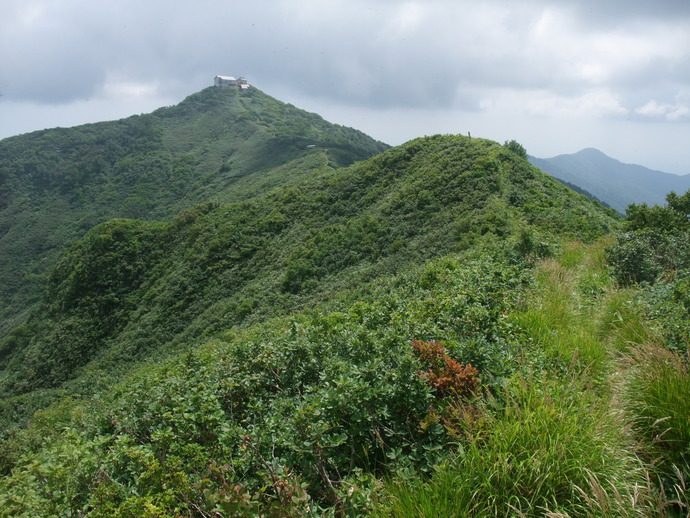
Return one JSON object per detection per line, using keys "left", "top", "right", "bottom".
{"left": 0, "top": 86, "right": 387, "bottom": 338}
{"left": 0, "top": 134, "right": 617, "bottom": 425}
{"left": 0, "top": 90, "right": 688, "bottom": 517}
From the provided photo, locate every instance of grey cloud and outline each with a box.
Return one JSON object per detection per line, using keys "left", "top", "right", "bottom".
{"left": 2, "top": 0, "right": 690, "bottom": 174}
{"left": 4, "top": 0, "right": 683, "bottom": 112}
{"left": 2, "top": 0, "right": 689, "bottom": 133}
{"left": 0, "top": 3, "right": 105, "bottom": 102}
{"left": 0, "top": 1, "right": 519, "bottom": 107}
{"left": 529, "top": 0, "right": 690, "bottom": 24}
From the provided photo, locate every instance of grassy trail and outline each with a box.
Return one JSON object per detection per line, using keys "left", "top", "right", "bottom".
{"left": 511, "top": 240, "right": 689, "bottom": 517}
{"left": 379, "top": 240, "right": 689, "bottom": 517}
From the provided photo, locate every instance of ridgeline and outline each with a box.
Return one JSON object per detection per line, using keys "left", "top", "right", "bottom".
{"left": 0, "top": 86, "right": 388, "bottom": 338}
{"left": 0, "top": 87, "right": 688, "bottom": 517}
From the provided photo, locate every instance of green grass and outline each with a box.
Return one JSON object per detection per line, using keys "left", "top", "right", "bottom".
{"left": 0, "top": 121, "right": 661, "bottom": 516}
{"left": 597, "top": 289, "right": 654, "bottom": 353}
{"left": 376, "top": 373, "right": 648, "bottom": 517}
{"left": 621, "top": 343, "right": 690, "bottom": 511}
{"left": 374, "top": 241, "right": 681, "bottom": 517}
{"left": 2, "top": 238, "right": 687, "bottom": 517}
{"left": 511, "top": 242, "right": 615, "bottom": 378}
{"left": 512, "top": 240, "right": 653, "bottom": 381}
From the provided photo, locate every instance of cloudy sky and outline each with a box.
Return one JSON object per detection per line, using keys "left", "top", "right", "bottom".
{"left": 2, "top": 0, "right": 690, "bottom": 173}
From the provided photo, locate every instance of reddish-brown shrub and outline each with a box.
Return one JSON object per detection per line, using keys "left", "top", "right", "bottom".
{"left": 412, "top": 340, "right": 479, "bottom": 398}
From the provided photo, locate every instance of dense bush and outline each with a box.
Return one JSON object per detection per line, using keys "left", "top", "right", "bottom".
{"left": 607, "top": 229, "right": 690, "bottom": 285}
{"left": 0, "top": 86, "right": 388, "bottom": 343}
{"left": 607, "top": 190, "right": 690, "bottom": 508}
{"left": 0, "top": 121, "right": 625, "bottom": 515}
{"left": 0, "top": 253, "right": 526, "bottom": 516}
{"left": 0, "top": 134, "right": 617, "bottom": 404}
{"left": 607, "top": 189, "right": 690, "bottom": 352}
{"left": 412, "top": 340, "right": 480, "bottom": 398}
{"left": 608, "top": 189, "right": 690, "bottom": 285}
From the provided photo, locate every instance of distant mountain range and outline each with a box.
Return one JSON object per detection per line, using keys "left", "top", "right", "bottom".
{"left": 529, "top": 148, "right": 690, "bottom": 214}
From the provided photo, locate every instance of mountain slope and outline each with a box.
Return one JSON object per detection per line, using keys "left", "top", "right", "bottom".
{"left": 0, "top": 135, "right": 621, "bottom": 433}
{"left": 529, "top": 148, "right": 690, "bottom": 213}
{"left": 0, "top": 135, "right": 637, "bottom": 516}
{"left": 0, "top": 86, "right": 388, "bottom": 337}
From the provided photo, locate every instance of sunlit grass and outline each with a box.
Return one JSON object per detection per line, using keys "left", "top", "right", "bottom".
{"left": 376, "top": 372, "right": 649, "bottom": 517}
{"left": 597, "top": 290, "right": 655, "bottom": 353}
{"left": 621, "top": 342, "right": 690, "bottom": 513}
{"left": 512, "top": 241, "right": 615, "bottom": 378}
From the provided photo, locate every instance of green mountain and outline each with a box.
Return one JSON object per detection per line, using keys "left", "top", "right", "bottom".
{"left": 0, "top": 130, "right": 619, "bottom": 433}
{"left": 0, "top": 86, "right": 388, "bottom": 338}
{"left": 4, "top": 91, "right": 688, "bottom": 517}
{"left": 529, "top": 148, "right": 690, "bottom": 213}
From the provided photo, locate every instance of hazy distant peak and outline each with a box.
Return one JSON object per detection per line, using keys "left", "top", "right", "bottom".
{"left": 574, "top": 148, "right": 609, "bottom": 158}
{"left": 529, "top": 148, "right": 690, "bottom": 213}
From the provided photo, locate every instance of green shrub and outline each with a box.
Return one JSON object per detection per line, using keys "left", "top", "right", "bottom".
{"left": 503, "top": 139, "right": 527, "bottom": 159}
{"left": 606, "top": 230, "right": 665, "bottom": 285}
{"left": 608, "top": 189, "right": 690, "bottom": 286}
{"left": 642, "top": 271, "right": 690, "bottom": 353}
{"left": 0, "top": 252, "right": 527, "bottom": 515}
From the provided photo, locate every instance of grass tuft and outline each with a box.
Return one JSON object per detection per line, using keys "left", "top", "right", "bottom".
{"left": 621, "top": 342, "right": 690, "bottom": 513}
{"left": 376, "top": 372, "right": 649, "bottom": 517}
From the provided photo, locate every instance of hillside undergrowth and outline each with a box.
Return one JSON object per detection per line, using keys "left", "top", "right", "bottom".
{"left": 0, "top": 246, "right": 529, "bottom": 516}
{"left": 376, "top": 240, "right": 687, "bottom": 517}
{"left": 3, "top": 240, "right": 688, "bottom": 517}
{"left": 0, "top": 86, "right": 388, "bottom": 340}
{"left": 7, "top": 126, "right": 674, "bottom": 516}
{"left": 0, "top": 135, "right": 619, "bottom": 434}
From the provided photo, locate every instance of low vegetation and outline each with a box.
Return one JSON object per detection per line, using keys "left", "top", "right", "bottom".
{"left": 3, "top": 225, "right": 688, "bottom": 516}
{"left": 0, "top": 89, "right": 688, "bottom": 516}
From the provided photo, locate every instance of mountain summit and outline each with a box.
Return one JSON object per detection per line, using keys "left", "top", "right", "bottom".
{"left": 0, "top": 86, "right": 388, "bottom": 337}
{"left": 529, "top": 148, "right": 690, "bottom": 213}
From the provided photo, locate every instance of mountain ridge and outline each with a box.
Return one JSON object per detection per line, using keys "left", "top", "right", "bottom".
{"left": 0, "top": 134, "right": 620, "bottom": 431}
{"left": 8, "top": 88, "right": 690, "bottom": 517}
{"left": 529, "top": 148, "right": 690, "bottom": 213}
{"left": 0, "top": 86, "right": 388, "bottom": 338}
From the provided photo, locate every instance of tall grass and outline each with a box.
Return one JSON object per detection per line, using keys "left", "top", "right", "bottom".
{"left": 511, "top": 242, "right": 614, "bottom": 378}
{"left": 376, "top": 373, "right": 649, "bottom": 517}
{"left": 514, "top": 241, "right": 652, "bottom": 381}
{"left": 597, "top": 290, "right": 655, "bottom": 354}
{"left": 376, "top": 241, "right": 654, "bottom": 517}
{"left": 374, "top": 240, "right": 687, "bottom": 517}
{"left": 621, "top": 342, "right": 690, "bottom": 514}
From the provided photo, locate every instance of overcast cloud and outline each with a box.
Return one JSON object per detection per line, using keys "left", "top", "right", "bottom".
{"left": 1, "top": 0, "right": 690, "bottom": 173}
